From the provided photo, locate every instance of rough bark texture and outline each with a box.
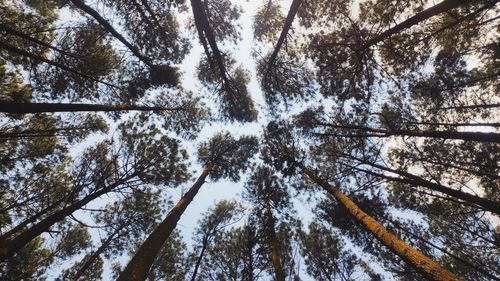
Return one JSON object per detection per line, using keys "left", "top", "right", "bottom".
{"left": 298, "top": 162, "right": 461, "bottom": 281}
{"left": 0, "top": 101, "right": 174, "bottom": 114}
{"left": 117, "top": 164, "right": 213, "bottom": 281}
{"left": 265, "top": 201, "right": 285, "bottom": 281}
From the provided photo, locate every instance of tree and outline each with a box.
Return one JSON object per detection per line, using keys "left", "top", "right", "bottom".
{"left": 189, "top": 200, "right": 244, "bottom": 281}
{"left": 117, "top": 132, "right": 258, "bottom": 281}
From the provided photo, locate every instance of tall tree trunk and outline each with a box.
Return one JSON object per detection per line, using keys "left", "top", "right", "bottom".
{"left": 351, "top": 164, "right": 500, "bottom": 215}
{"left": 117, "top": 163, "right": 213, "bottom": 281}
{"left": 297, "top": 162, "right": 461, "bottom": 281}
{"left": 364, "top": 0, "right": 470, "bottom": 48}
{"left": 0, "top": 41, "right": 119, "bottom": 89}
{"left": 190, "top": 235, "right": 209, "bottom": 281}
{"left": 266, "top": 0, "right": 303, "bottom": 73}
{"left": 437, "top": 103, "right": 500, "bottom": 110}
{"left": 316, "top": 123, "right": 500, "bottom": 143}
{"left": 0, "top": 173, "right": 137, "bottom": 261}
{"left": 264, "top": 200, "right": 285, "bottom": 281}
{"left": 0, "top": 101, "right": 178, "bottom": 114}
{"left": 190, "top": 0, "right": 230, "bottom": 83}
{"left": 0, "top": 24, "right": 82, "bottom": 59}
{"left": 69, "top": 0, "right": 153, "bottom": 68}
{"left": 72, "top": 227, "right": 123, "bottom": 280}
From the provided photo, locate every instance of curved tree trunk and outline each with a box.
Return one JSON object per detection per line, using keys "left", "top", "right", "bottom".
{"left": 297, "top": 162, "right": 461, "bottom": 281}
{"left": 117, "top": 163, "right": 213, "bottom": 281}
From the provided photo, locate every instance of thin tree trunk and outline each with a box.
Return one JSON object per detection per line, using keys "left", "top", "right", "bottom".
{"left": 0, "top": 101, "right": 178, "bottom": 114}
{"left": 437, "top": 103, "right": 500, "bottom": 110}
{"left": 190, "top": 235, "right": 209, "bottom": 281}
{"left": 351, "top": 164, "right": 500, "bottom": 216}
{"left": 190, "top": 0, "right": 229, "bottom": 83}
{"left": 117, "top": 163, "right": 213, "bottom": 281}
{"left": 264, "top": 200, "right": 285, "bottom": 281}
{"left": 0, "top": 173, "right": 137, "bottom": 261}
{"left": 69, "top": 0, "right": 153, "bottom": 68}
{"left": 364, "top": 0, "right": 470, "bottom": 48}
{"left": 297, "top": 162, "right": 461, "bottom": 281}
{"left": 266, "top": 0, "right": 303, "bottom": 73}
{"left": 0, "top": 41, "right": 119, "bottom": 89}
{"left": 406, "top": 0, "right": 500, "bottom": 47}
{"left": 72, "top": 227, "right": 123, "bottom": 280}
{"left": 0, "top": 24, "right": 82, "bottom": 59}
{"left": 316, "top": 123, "right": 500, "bottom": 143}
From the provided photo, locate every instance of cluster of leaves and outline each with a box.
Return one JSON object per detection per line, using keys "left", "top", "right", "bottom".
{"left": 1, "top": 0, "right": 499, "bottom": 280}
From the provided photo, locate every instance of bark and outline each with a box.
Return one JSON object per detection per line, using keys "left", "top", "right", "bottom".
{"left": 266, "top": 0, "right": 303, "bottom": 73}
{"left": 190, "top": 235, "right": 209, "bottom": 281}
{"left": 0, "top": 101, "right": 179, "bottom": 114}
{"left": 0, "top": 173, "right": 137, "bottom": 261}
{"left": 0, "top": 199, "right": 64, "bottom": 241}
{"left": 0, "top": 24, "right": 82, "bottom": 59}
{"left": 190, "top": 0, "right": 230, "bottom": 83}
{"left": 0, "top": 41, "right": 119, "bottom": 89}
{"left": 437, "top": 103, "right": 500, "bottom": 110}
{"left": 264, "top": 200, "right": 285, "bottom": 281}
{"left": 69, "top": 0, "right": 154, "bottom": 68}
{"left": 316, "top": 123, "right": 500, "bottom": 143}
{"left": 72, "top": 227, "right": 123, "bottom": 280}
{"left": 297, "top": 162, "right": 461, "bottom": 281}
{"left": 378, "top": 213, "right": 500, "bottom": 281}
{"left": 352, "top": 164, "right": 500, "bottom": 216}
{"left": 117, "top": 163, "right": 213, "bottom": 281}
{"left": 407, "top": 0, "right": 500, "bottom": 47}
{"left": 364, "top": 0, "right": 470, "bottom": 48}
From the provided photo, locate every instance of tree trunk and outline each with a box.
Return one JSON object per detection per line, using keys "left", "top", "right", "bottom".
{"left": 69, "top": 0, "right": 153, "bottom": 68}
{"left": 72, "top": 227, "right": 123, "bottom": 280}
{"left": 354, "top": 165, "right": 500, "bottom": 215}
{"left": 437, "top": 103, "right": 500, "bottom": 110}
{"left": 117, "top": 163, "right": 213, "bottom": 281}
{"left": 264, "top": 200, "right": 285, "bottom": 281}
{"left": 0, "top": 101, "right": 176, "bottom": 114}
{"left": 190, "top": 0, "right": 230, "bottom": 83}
{"left": 0, "top": 173, "right": 137, "bottom": 261}
{"left": 190, "top": 235, "right": 209, "bottom": 281}
{"left": 364, "top": 0, "right": 470, "bottom": 48}
{"left": 266, "top": 0, "right": 303, "bottom": 73}
{"left": 297, "top": 162, "right": 461, "bottom": 281}
{"left": 316, "top": 123, "right": 500, "bottom": 143}
{"left": 0, "top": 41, "right": 119, "bottom": 89}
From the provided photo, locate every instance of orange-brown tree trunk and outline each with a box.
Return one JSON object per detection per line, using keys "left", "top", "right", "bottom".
{"left": 117, "top": 163, "right": 213, "bottom": 281}
{"left": 264, "top": 201, "right": 285, "bottom": 281}
{"left": 297, "top": 162, "right": 461, "bottom": 281}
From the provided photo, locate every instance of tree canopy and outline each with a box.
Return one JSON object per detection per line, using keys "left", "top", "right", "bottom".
{"left": 0, "top": 0, "right": 499, "bottom": 280}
